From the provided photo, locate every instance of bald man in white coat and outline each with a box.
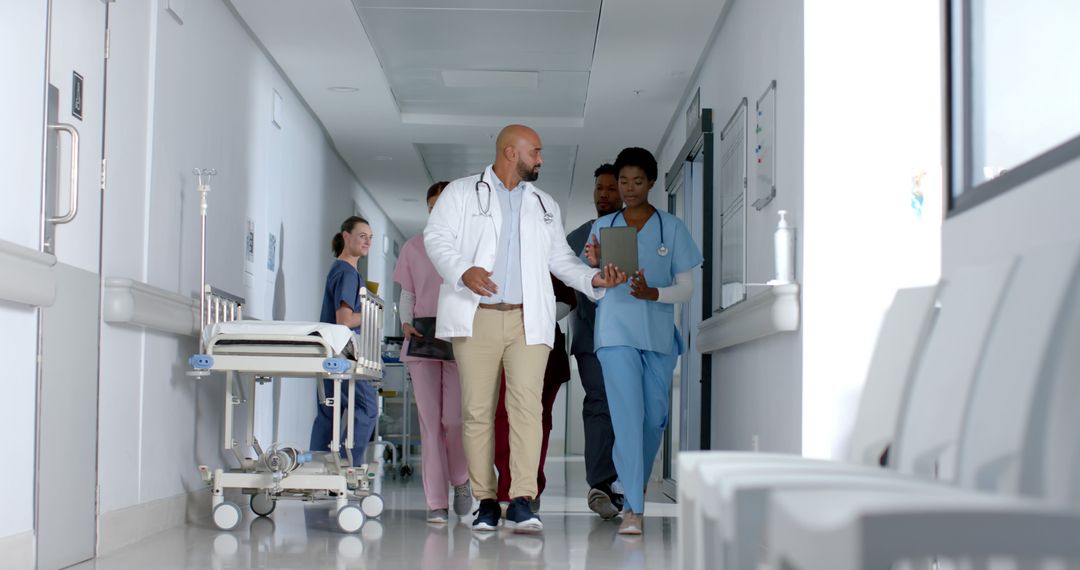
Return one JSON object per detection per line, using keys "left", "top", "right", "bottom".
{"left": 424, "top": 124, "right": 626, "bottom": 533}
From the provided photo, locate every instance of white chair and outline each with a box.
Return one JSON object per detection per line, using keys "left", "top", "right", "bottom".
{"left": 766, "top": 239, "right": 1080, "bottom": 569}
{"left": 685, "top": 256, "right": 1016, "bottom": 570}
{"left": 676, "top": 283, "right": 941, "bottom": 570}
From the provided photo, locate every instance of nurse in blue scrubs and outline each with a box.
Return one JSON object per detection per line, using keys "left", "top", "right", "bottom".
{"left": 584, "top": 147, "right": 702, "bottom": 535}
{"left": 309, "top": 216, "right": 381, "bottom": 466}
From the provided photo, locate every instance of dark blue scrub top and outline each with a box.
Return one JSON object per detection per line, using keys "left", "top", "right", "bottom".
{"left": 321, "top": 259, "right": 363, "bottom": 333}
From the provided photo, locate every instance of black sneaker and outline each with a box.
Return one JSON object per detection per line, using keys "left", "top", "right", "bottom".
{"left": 471, "top": 498, "right": 501, "bottom": 532}
{"left": 504, "top": 497, "right": 543, "bottom": 533}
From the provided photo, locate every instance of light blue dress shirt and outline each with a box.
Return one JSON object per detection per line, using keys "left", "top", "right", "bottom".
{"left": 487, "top": 175, "right": 524, "bottom": 304}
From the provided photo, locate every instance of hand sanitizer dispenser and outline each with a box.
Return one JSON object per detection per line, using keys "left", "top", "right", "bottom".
{"left": 769, "top": 210, "right": 795, "bottom": 285}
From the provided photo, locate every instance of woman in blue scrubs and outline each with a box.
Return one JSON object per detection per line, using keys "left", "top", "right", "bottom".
{"left": 309, "top": 216, "right": 381, "bottom": 466}
{"left": 584, "top": 147, "right": 702, "bottom": 535}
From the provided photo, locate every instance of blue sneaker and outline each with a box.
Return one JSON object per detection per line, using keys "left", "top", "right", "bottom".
{"left": 471, "top": 499, "right": 500, "bottom": 532}
{"left": 504, "top": 497, "right": 543, "bottom": 534}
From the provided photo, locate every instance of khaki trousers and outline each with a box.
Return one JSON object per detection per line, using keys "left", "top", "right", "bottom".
{"left": 452, "top": 307, "right": 550, "bottom": 500}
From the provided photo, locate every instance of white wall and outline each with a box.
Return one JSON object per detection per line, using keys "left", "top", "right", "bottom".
{"left": 98, "top": 0, "right": 403, "bottom": 526}
{"left": 943, "top": 158, "right": 1080, "bottom": 272}
{"left": 658, "top": 0, "right": 805, "bottom": 453}
{"left": 0, "top": 1, "right": 48, "bottom": 547}
{"left": 0, "top": 3, "right": 46, "bottom": 250}
{"left": 801, "top": 0, "right": 942, "bottom": 459}
{"left": 657, "top": 0, "right": 942, "bottom": 460}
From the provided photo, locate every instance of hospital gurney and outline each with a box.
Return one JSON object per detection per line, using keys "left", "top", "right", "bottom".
{"left": 185, "top": 171, "right": 385, "bottom": 533}
{"left": 189, "top": 288, "right": 386, "bottom": 533}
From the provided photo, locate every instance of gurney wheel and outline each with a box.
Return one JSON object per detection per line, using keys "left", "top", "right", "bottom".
{"left": 336, "top": 504, "right": 365, "bottom": 533}
{"left": 360, "top": 493, "right": 384, "bottom": 519}
{"left": 400, "top": 464, "right": 413, "bottom": 479}
{"left": 212, "top": 501, "right": 242, "bottom": 531}
{"left": 250, "top": 493, "right": 276, "bottom": 517}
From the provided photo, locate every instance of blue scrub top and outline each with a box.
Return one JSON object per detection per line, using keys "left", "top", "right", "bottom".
{"left": 588, "top": 208, "right": 702, "bottom": 355}
{"left": 321, "top": 259, "right": 364, "bottom": 333}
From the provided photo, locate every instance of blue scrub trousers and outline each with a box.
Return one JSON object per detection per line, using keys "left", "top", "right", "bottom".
{"left": 309, "top": 379, "right": 379, "bottom": 466}
{"left": 596, "top": 345, "right": 677, "bottom": 514}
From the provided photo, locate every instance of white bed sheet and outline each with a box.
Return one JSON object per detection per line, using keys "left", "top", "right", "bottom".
{"left": 204, "top": 321, "right": 355, "bottom": 354}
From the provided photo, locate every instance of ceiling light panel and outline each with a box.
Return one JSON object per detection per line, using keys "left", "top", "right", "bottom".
{"left": 352, "top": 0, "right": 600, "bottom": 13}
{"left": 441, "top": 70, "right": 538, "bottom": 89}
{"left": 354, "top": 1, "right": 600, "bottom": 118}
{"left": 392, "top": 69, "right": 588, "bottom": 117}
{"left": 359, "top": 8, "right": 597, "bottom": 71}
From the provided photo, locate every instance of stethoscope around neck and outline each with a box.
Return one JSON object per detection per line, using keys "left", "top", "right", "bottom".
{"left": 475, "top": 171, "right": 553, "bottom": 224}
{"left": 611, "top": 206, "right": 669, "bottom": 257}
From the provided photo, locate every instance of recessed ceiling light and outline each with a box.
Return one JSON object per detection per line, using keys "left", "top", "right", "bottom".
{"left": 372, "top": 155, "right": 393, "bottom": 161}
{"left": 327, "top": 86, "right": 358, "bottom": 93}
{"left": 400, "top": 197, "right": 419, "bottom": 202}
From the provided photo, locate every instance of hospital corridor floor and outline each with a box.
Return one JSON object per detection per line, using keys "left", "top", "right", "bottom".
{"left": 71, "top": 456, "right": 678, "bottom": 569}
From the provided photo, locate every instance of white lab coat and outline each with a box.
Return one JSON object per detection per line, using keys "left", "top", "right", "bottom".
{"left": 423, "top": 165, "right": 603, "bottom": 348}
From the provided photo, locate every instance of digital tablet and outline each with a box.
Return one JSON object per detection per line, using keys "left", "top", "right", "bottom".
{"left": 406, "top": 317, "right": 454, "bottom": 360}
{"left": 599, "top": 226, "right": 639, "bottom": 276}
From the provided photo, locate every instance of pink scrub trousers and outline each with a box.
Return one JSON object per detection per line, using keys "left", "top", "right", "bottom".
{"left": 406, "top": 358, "right": 469, "bottom": 510}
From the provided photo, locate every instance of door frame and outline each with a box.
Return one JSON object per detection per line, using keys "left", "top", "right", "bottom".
{"left": 660, "top": 109, "right": 714, "bottom": 500}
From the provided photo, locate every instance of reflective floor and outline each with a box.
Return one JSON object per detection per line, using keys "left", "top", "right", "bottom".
{"left": 73, "top": 456, "right": 678, "bottom": 569}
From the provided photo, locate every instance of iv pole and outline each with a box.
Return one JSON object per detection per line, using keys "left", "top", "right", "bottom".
{"left": 193, "top": 168, "right": 217, "bottom": 351}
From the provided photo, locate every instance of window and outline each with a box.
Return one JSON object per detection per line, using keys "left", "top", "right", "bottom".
{"left": 949, "top": 0, "right": 1080, "bottom": 213}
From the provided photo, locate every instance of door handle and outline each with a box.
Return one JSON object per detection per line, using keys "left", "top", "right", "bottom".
{"left": 47, "top": 122, "right": 80, "bottom": 224}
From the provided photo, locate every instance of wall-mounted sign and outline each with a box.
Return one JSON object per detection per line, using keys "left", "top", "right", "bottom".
{"left": 245, "top": 218, "right": 255, "bottom": 264}
{"left": 71, "top": 71, "right": 84, "bottom": 120}
{"left": 267, "top": 232, "right": 277, "bottom": 271}
{"left": 686, "top": 88, "right": 701, "bottom": 134}
{"left": 272, "top": 89, "right": 283, "bottom": 129}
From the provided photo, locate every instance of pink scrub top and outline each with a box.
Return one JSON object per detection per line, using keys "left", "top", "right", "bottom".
{"left": 392, "top": 234, "right": 444, "bottom": 362}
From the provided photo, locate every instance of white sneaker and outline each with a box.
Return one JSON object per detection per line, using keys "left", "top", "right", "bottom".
{"left": 617, "top": 511, "right": 642, "bottom": 535}
{"left": 504, "top": 497, "right": 543, "bottom": 534}
{"left": 426, "top": 509, "right": 449, "bottom": 524}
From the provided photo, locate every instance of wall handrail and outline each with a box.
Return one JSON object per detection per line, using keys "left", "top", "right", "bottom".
{"left": 0, "top": 238, "right": 57, "bottom": 307}
{"left": 102, "top": 277, "right": 199, "bottom": 337}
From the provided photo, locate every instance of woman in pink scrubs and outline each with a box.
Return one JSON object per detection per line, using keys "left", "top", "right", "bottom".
{"left": 393, "top": 181, "right": 472, "bottom": 524}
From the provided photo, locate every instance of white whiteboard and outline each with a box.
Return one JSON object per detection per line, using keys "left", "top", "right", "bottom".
{"left": 753, "top": 80, "right": 777, "bottom": 210}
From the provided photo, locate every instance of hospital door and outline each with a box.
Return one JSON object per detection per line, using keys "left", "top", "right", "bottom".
{"left": 35, "top": 1, "right": 108, "bottom": 568}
